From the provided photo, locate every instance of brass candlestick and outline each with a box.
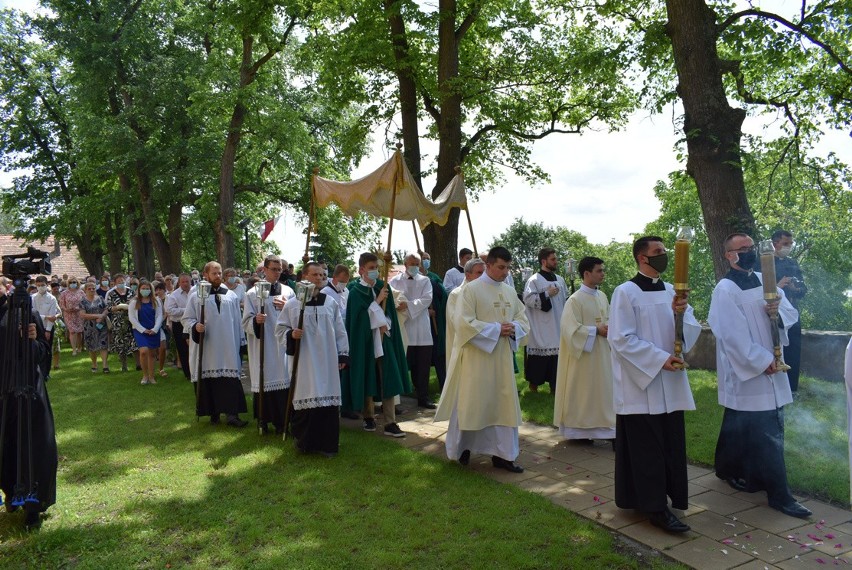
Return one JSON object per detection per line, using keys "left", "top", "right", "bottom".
{"left": 759, "top": 240, "right": 791, "bottom": 372}
{"left": 672, "top": 226, "right": 693, "bottom": 369}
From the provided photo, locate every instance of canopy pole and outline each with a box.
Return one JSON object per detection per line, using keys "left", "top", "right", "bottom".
{"left": 383, "top": 144, "right": 403, "bottom": 281}
{"left": 412, "top": 221, "right": 423, "bottom": 256}
{"left": 304, "top": 168, "right": 318, "bottom": 265}
{"left": 456, "top": 166, "right": 478, "bottom": 256}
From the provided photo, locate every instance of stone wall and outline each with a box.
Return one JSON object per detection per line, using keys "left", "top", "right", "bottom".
{"left": 685, "top": 327, "right": 852, "bottom": 382}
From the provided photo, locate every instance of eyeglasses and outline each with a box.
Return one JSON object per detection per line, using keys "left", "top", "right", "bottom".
{"left": 726, "top": 245, "right": 755, "bottom": 254}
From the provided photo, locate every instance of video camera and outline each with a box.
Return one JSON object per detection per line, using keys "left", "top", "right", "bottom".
{"left": 1, "top": 247, "right": 52, "bottom": 280}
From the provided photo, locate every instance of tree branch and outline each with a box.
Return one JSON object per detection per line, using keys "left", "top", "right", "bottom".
{"left": 422, "top": 90, "right": 441, "bottom": 123}
{"left": 717, "top": 9, "right": 852, "bottom": 75}
{"left": 456, "top": 0, "right": 484, "bottom": 41}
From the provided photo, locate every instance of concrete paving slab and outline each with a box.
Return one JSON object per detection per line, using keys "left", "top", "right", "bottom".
{"left": 798, "top": 501, "right": 852, "bottom": 529}
{"left": 576, "top": 501, "right": 647, "bottom": 529}
{"left": 680, "top": 510, "right": 755, "bottom": 541}
{"left": 735, "top": 505, "right": 813, "bottom": 534}
{"left": 572, "top": 455, "right": 616, "bottom": 475}
{"left": 619, "top": 519, "right": 695, "bottom": 550}
{"left": 561, "top": 471, "right": 615, "bottom": 492}
{"left": 665, "top": 535, "right": 754, "bottom": 569}
{"left": 786, "top": 522, "right": 852, "bottom": 555}
{"left": 690, "top": 490, "right": 757, "bottom": 516}
{"left": 724, "top": 531, "right": 805, "bottom": 565}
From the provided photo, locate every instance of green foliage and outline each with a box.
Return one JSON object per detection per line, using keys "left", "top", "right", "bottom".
{"left": 649, "top": 141, "right": 852, "bottom": 330}
{"left": 490, "top": 218, "right": 635, "bottom": 298}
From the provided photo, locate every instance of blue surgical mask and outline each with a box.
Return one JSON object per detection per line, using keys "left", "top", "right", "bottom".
{"left": 140, "top": 289, "right": 151, "bottom": 297}
{"left": 69, "top": 283, "right": 78, "bottom": 289}
{"left": 101, "top": 280, "right": 110, "bottom": 287}
{"left": 116, "top": 282, "right": 126, "bottom": 290}
{"left": 130, "top": 285, "right": 138, "bottom": 292}
{"left": 366, "top": 269, "right": 379, "bottom": 281}
{"left": 406, "top": 266, "right": 419, "bottom": 278}
{"left": 227, "top": 276, "right": 237, "bottom": 284}
{"left": 422, "top": 259, "right": 431, "bottom": 270}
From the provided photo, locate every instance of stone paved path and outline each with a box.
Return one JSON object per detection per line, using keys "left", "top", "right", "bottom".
{"left": 349, "top": 401, "right": 852, "bottom": 570}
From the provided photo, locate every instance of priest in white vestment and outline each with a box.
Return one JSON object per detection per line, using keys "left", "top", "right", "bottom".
{"left": 708, "top": 233, "right": 811, "bottom": 519}
{"left": 609, "top": 236, "right": 700, "bottom": 533}
{"left": 554, "top": 256, "right": 614, "bottom": 442}
{"left": 277, "top": 262, "right": 349, "bottom": 456}
{"left": 445, "top": 258, "right": 486, "bottom": 368}
{"left": 390, "top": 253, "right": 435, "bottom": 409}
{"left": 242, "top": 255, "right": 295, "bottom": 435}
{"left": 182, "top": 261, "right": 248, "bottom": 427}
{"left": 435, "top": 247, "right": 529, "bottom": 473}
{"left": 523, "top": 247, "right": 568, "bottom": 392}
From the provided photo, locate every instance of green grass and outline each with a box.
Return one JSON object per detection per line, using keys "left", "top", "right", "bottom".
{"left": 512, "top": 353, "right": 850, "bottom": 505}
{"left": 0, "top": 350, "right": 668, "bottom": 569}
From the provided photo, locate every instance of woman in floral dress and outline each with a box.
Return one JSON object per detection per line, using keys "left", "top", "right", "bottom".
{"left": 59, "top": 276, "right": 85, "bottom": 355}
{"left": 106, "top": 274, "right": 138, "bottom": 371}
{"left": 80, "top": 282, "right": 109, "bottom": 372}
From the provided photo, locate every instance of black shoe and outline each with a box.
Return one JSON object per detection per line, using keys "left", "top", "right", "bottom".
{"left": 226, "top": 415, "right": 248, "bottom": 428}
{"left": 418, "top": 401, "right": 437, "bottom": 410}
{"left": 769, "top": 500, "right": 812, "bottom": 519}
{"left": 383, "top": 422, "right": 406, "bottom": 438}
{"left": 340, "top": 410, "right": 359, "bottom": 420}
{"left": 647, "top": 508, "right": 690, "bottom": 533}
{"left": 209, "top": 415, "right": 221, "bottom": 425}
{"left": 363, "top": 418, "right": 376, "bottom": 432}
{"left": 459, "top": 450, "right": 471, "bottom": 466}
{"left": 257, "top": 422, "right": 269, "bottom": 435}
{"left": 491, "top": 456, "right": 524, "bottom": 473}
{"left": 725, "top": 477, "right": 748, "bottom": 492}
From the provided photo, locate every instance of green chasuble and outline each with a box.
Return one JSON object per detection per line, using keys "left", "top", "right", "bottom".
{"left": 427, "top": 272, "right": 447, "bottom": 360}
{"left": 341, "top": 278, "right": 411, "bottom": 411}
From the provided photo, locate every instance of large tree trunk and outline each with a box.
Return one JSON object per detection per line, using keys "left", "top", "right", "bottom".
{"left": 121, "top": 175, "right": 155, "bottom": 277}
{"left": 423, "top": 0, "right": 464, "bottom": 275}
{"left": 104, "top": 210, "right": 125, "bottom": 274}
{"left": 74, "top": 229, "right": 105, "bottom": 278}
{"left": 135, "top": 162, "right": 181, "bottom": 274}
{"left": 216, "top": 36, "right": 254, "bottom": 268}
{"left": 666, "top": 0, "right": 755, "bottom": 278}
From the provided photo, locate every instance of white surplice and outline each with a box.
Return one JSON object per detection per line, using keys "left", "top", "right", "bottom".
{"left": 182, "top": 288, "right": 242, "bottom": 382}
{"left": 242, "top": 283, "right": 295, "bottom": 392}
{"left": 523, "top": 272, "right": 567, "bottom": 355}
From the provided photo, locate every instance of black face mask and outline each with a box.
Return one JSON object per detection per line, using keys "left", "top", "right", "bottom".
{"left": 645, "top": 252, "right": 669, "bottom": 274}
{"left": 736, "top": 250, "right": 757, "bottom": 270}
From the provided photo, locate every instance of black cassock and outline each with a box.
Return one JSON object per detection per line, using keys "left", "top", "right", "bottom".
{"left": 0, "top": 299, "right": 58, "bottom": 514}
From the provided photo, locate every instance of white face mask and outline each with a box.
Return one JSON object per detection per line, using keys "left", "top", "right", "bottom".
{"left": 366, "top": 269, "right": 379, "bottom": 281}
{"left": 37, "top": 286, "right": 47, "bottom": 294}
{"left": 777, "top": 246, "right": 792, "bottom": 258}
{"left": 406, "top": 266, "right": 419, "bottom": 278}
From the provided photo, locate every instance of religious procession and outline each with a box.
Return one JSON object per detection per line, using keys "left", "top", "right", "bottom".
{"left": 2, "top": 161, "right": 833, "bottom": 542}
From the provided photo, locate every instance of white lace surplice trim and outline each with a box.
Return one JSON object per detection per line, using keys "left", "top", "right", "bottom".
{"left": 527, "top": 347, "right": 559, "bottom": 357}
{"left": 200, "top": 368, "right": 241, "bottom": 380}
{"left": 293, "top": 395, "right": 342, "bottom": 410}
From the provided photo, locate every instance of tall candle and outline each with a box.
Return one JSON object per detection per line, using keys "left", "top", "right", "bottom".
{"left": 758, "top": 240, "right": 777, "bottom": 300}
{"left": 674, "top": 239, "right": 690, "bottom": 291}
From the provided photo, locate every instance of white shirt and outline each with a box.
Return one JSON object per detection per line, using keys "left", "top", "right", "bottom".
{"left": 389, "top": 271, "right": 433, "bottom": 346}
{"left": 32, "top": 291, "right": 61, "bottom": 332}
{"left": 443, "top": 266, "right": 465, "bottom": 293}
{"left": 165, "top": 288, "right": 191, "bottom": 323}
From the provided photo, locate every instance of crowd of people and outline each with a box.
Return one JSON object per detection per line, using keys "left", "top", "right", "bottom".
{"left": 1, "top": 228, "right": 812, "bottom": 531}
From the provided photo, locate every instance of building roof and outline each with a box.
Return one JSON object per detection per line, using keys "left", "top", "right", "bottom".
{"left": 0, "top": 235, "right": 89, "bottom": 280}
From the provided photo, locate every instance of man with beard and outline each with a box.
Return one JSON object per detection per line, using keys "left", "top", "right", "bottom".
{"left": 523, "top": 247, "right": 568, "bottom": 392}
{"left": 182, "top": 262, "right": 248, "bottom": 427}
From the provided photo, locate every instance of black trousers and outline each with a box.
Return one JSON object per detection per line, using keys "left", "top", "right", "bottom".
{"left": 783, "top": 322, "right": 802, "bottom": 392}
{"left": 407, "top": 345, "right": 433, "bottom": 404}
{"left": 172, "top": 321, "right": 191, "bottom": 380}
{"left": 42, "top": 329, "right": 54, "bottom": 379}
{"left": 715, "top": 407, "right": 793, "bottom": 505}
{"left": 615, "top": 412, "right": 688, "bottom": 512}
